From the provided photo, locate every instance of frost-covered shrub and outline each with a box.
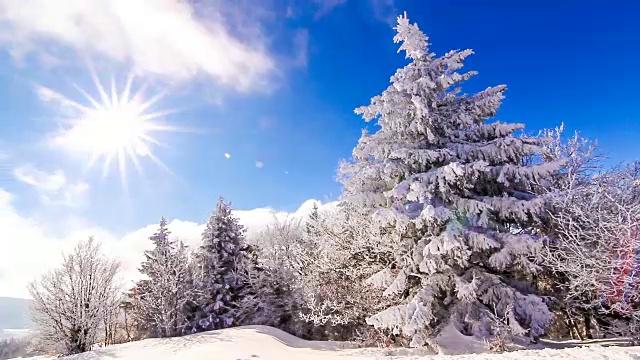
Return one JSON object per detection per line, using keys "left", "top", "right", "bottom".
{"left": 251, "top": 204, "right": 397, "bottom": 343}
{"left": 241, "top": 216, "right": 311, "bottom": 337}
{"left": 28, "top": 238, "right": 121, "bottom": 355}
{"left": 297, "top": 203, "right": 399, "bottom": 342}
{"left": 542, "top": 163, "right": 640, "bottom": 338}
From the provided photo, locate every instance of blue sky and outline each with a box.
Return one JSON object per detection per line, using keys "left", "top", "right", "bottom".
{"left": 0, "top": 0, "right": 638, "bottom": 297}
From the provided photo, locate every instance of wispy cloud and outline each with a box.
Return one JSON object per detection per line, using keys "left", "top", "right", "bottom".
{"left": 0, "top": 0, "right": 276, "bottom": 92}
{"left": 42, "top": 181, "right": 89, "bottom": 208}
{"left": 369, "top": 0, "right": 399, "bottom": 26}
{"left": 258, "top": 117, "right": 277, "bottom": 130}
{"left": 13, "top": 166, "right": 66, "bottom": 192}
{"left": 313, "top": 0, "right": 347, "bottom": 19}
{"left": 0, "top": 149, "right": 9, "bottom": 161}
{"left": 292, "top": 29, "right": 309, "bottom": 67}
{"left": 34, "top": 85, "right": 81, "bottom": 115}
{"left": 12, "top": 165, "right": 89, "bottom": 208}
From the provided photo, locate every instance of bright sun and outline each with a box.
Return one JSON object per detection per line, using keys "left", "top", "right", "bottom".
{"left": 51, "top": 71, "right": 182, "bottom": 185}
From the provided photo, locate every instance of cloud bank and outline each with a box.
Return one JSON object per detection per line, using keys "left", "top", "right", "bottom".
{"left": 0, "top": 0, "right": 275, "bottom": 91}
{"left": 0, "top": 192, "right": 336, "bottom": 299}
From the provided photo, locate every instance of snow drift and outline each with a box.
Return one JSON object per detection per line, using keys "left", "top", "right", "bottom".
{"left": 11, "top": 325, "right": 640, "bottom": 360}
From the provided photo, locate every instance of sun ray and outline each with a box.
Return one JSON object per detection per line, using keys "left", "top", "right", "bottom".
{"left": 102, "top": 152, "right": 115, "bottom": 178}
{"left": 147, "top": 151, "right": 173, "bottom": 176}
{"left": 89, "top": 65, "right": 112, "bottom": 109}
{"left": 72, "top": 83, "right": 105, "bottom": 111}
{"left": 85, "top": 153, "right": 101, "bottom": 173}
{"left": 110, "top": 75, "right": 119, "bottom": 109}
{"left": 127, "top": 147, "right": 144, "bottom": 177}
{"left": 137, "top": 90, "right": 168, "bottom": 114}
{"left": 40, "top": 86, "right": 94, "bottom": 114}
{"left": 139, "top": 133, "right": 164, "bottom": 147}
{"left": 130, "top": 86, "right": 147, "bottom": 106}
{"left": 138, "top": 109, "right": 180, "bottom": 121}
{"left": 121, "top": 73, "right": 135, "bottom": 105}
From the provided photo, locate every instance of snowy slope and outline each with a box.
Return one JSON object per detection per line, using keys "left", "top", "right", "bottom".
{"left": 11, "top": 325, "right": 640, "bottom": 360}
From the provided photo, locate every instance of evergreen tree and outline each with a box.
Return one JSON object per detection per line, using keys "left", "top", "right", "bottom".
{"left": 339, "top": 14, "right": 560, "bottom": 348}
{"left": 305, "top": 203, "right": 321, "bottom": 238}
{"left": 189, "top": 197, "right": 252, "bottom": 332}
{"left": 238, "top": 244, "right": 301, "bottom": 330}
{"left": 133, "top": 218, "right": 194, "bottom": 338}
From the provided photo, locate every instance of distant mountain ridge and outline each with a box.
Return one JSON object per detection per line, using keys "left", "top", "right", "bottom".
{"left": 0, "top": 297, "right": 32, "bottom": 330}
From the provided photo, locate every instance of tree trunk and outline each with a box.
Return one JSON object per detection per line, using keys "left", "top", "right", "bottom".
{"left": 565, "top": 309, "right": 583, "bottom": 340}
{"left": 584, "top": 313, "right": 593, "bottom": 340}
{"left": 123, "top": 310, "right": 132, "bottom": 342}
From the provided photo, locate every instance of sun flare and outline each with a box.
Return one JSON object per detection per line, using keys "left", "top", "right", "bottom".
{"left": 48, "top": 71, "right": 183, "bottom": 185}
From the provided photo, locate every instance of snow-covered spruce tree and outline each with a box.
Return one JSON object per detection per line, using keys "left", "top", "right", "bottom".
{"left": 338, "top": 14, "right": 560, "bottom": 349}
{"left": 188, "top": 197, "right": 252, "bottom": 332}
{"left": 133, "top": 218, "right": 194, "bottom": 338}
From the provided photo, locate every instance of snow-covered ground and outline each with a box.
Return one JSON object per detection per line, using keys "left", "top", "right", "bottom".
{"left": 10, "top": 325, "right": 640, "bottom": 360}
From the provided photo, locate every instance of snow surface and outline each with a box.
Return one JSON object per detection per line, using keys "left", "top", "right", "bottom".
{"left": 10, "top": 325, "right": 640, "bottom": 360}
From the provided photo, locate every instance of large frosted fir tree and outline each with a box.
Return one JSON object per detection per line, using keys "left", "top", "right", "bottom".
{"left": 339, "top": 14, "right": 560, "bottom": 348}
{"left": 189, "top": 197, "right": 252, "bottom": 332}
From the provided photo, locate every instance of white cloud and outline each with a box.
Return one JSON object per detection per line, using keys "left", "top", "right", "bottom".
{"left": 34, "top": 85, "right": 78, "bottom": 114}
{"left": 285, "top": 5, "right": 296, "bottom": 19}
{"left": 368, "top": 0, "right": 398, "bottom": 25}
{"left": 42, "top": 181, "right": 89, "bottom": 208}
{"left": 12, "top": 165, "right": 89, "bottom": 208}
{"left": 0, "top": 190, "right": 81, "bottom": 298}
{"left": 0, "top": 0, "right": 275, "bottom": 91}
{"left": 313, "top": 0, "right": 347, "bottom": 19}
{"left": 256, "top": 161, "right": 264, "bottom": 168}
{"left": 13, "top": 166, "right": 66, "bottom": 192}
{"left": 0, "top": 194, "right": 336, "bottom": 299}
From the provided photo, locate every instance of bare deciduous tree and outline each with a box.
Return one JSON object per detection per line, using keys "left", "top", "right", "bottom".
{"left": 28, "top": 237, "right": 121, "bottom": 355}
{"left": 297, "top": 204, "right": 397, "bottom": 343}
{"left": 543, "top": 164, "right": 640, "bottom": 337}
{"left": 247, "top": 204, "right": 397, "bottom": 343}
{"left": 536, "top": 123, "right": 603, "bottom": 192}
